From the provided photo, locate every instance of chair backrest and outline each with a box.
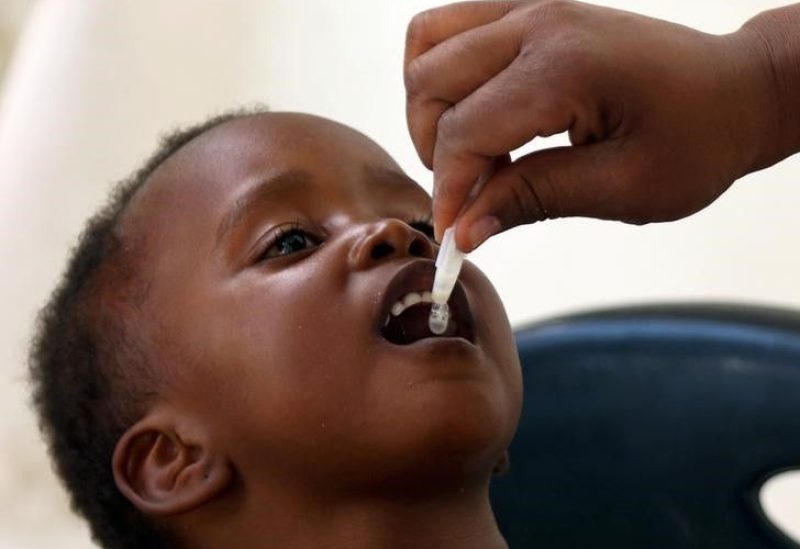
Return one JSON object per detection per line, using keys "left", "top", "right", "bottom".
{"left": 491, "top": 303, "right": 800, "bottom": 549}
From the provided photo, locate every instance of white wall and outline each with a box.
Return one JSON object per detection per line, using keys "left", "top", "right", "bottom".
{"left": 0, "top": 0, "right": 29, "bottom": 87}
{"left": 0, "top": 1, "right": 798, "bottom": 547}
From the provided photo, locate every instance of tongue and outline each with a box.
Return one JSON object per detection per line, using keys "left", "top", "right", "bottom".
{"left": 382, "top": 303, "right": 454, "bottom": 345}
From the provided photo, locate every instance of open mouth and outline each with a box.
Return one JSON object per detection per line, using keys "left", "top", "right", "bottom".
{"left": 378, "top": 261, "right": 475, "bottom": 346}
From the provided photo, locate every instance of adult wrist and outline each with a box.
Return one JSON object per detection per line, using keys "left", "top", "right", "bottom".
{"left": 738, "top": 4, "right": 800, "bottom": 170}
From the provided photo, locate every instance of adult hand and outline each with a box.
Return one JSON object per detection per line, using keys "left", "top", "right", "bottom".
{"left": 404, "top": 0, "right": 800, "bottom": 250}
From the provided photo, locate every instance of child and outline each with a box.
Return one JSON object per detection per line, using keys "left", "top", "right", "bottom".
{"left": 29, "top": 108, "right": 522, "bottom": 548}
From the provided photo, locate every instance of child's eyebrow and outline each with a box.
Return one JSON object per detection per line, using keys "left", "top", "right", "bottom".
{"left": 215, "top": 169, "right": 312, "bottom": 245}
{"left": 363, "top": 165, "right": 425, "bottom": 194}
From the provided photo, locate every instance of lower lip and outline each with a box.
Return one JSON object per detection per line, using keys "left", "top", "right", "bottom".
{"left": 374, "top": 335, "right": 488, "bottom": 383}
{"left": 377, "top": 334, "right": 479, "bottom": 355}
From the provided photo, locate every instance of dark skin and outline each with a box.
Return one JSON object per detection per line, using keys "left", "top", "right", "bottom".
{"left": 404, "top": 1, "right": 800, "bottom": 250}
{"left": 111, "top": 112, "right": 522, "bottom": 549}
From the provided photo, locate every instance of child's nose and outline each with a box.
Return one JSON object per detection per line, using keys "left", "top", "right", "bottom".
{"left": 348, "top": 219, "right": 434, "bottom": 270}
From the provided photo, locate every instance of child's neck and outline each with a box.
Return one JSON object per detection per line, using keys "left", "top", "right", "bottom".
{"left": 180, "top": 478, "right": 508, "bottom": 549}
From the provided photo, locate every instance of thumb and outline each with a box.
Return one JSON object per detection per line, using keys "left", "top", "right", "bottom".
{"left": 454, "top": 143, "right": 627, "bottom": 251}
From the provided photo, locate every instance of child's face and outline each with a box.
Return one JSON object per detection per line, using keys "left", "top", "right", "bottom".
{"left": 125, "top": 113, "right": 522, "bottom": 492}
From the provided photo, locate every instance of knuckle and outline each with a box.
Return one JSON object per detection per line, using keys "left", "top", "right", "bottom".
{"left": 436, "top": 106, "right": 461, "bottom": 149}
{"left": 403, "top": 58, "right": 425, "bottom": 99}
{"left": 536, "top": 0, "right": 580, "bottom": 20}
{"left": 435, "top": 106, "right": 476, "bottom": 161}
{"left": 518, "top": 0, "right": 586, "bottom": 46}
{"left": 406, "top": 9, "right": 436, "bottom": 47}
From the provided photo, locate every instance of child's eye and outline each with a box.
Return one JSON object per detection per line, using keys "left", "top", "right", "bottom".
{"left": 408, "top": 219, "right": 435, "bottom": 239}
{"left": 261, "top": 227, "right": 318, "bottom": 260}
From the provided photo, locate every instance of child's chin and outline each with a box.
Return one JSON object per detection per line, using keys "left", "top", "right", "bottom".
{"left": 391, "top": 398, "right": 517, "bottom": 478}
{"left": 370, "top": 353, "right": 521, "bottom": 468}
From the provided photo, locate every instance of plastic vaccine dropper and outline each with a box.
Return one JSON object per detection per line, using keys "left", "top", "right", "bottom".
{"left": 428, "top": 226, "right": 466, "bottom": 335}
{"left": 428, "top": 163, "right": 495, "bottom": 335}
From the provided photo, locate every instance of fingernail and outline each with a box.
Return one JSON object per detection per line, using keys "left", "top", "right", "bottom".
{"left": 468, "top": 216, "right": 501, "bottom": 250}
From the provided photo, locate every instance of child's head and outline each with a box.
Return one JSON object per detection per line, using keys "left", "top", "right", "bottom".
{"left": 30, "top": 109, "right": 522, "bottom": 548}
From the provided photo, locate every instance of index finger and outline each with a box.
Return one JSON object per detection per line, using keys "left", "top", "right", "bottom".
{"left": 404, "top": 1, "right": 516, "bottom": 69}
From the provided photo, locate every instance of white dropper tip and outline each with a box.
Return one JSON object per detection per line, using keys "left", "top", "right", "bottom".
{"left": 428, "top": 227, "right": 466, "bottom": 335}
{"left": 429, "top": 303, "right": 449, "bottom": 335}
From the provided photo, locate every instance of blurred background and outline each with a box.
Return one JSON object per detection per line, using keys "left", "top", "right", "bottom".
{"left": 1, "top": 1, "right": 799, "bottom": 547}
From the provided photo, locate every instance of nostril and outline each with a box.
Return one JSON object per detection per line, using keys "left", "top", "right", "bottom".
{"left": 409, "top": 238, "right": 428, "bottom": 258}
{"left": 371, "top": 242, "right": 394, "bottom": 261}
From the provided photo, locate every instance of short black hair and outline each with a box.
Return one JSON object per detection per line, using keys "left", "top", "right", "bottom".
{"left": 29, "top": 106, "right": 267, "bottom": 548}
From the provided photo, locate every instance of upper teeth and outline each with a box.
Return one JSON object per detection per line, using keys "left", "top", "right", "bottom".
{"left": 390, "top": 291, "right": 434, "bottom": 317}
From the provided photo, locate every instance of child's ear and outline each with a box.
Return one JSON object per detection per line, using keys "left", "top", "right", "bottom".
{"left": 112, "top": 410, "right": 233, "bottom": 516}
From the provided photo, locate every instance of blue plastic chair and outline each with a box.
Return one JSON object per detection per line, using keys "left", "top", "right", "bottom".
{"left": 491, "top": 304, "right": 800, "bottom": 548}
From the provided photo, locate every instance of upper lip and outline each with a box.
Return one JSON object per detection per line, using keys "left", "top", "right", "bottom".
{"left": 375, "top": 259, "right": 474, "bottom": 342}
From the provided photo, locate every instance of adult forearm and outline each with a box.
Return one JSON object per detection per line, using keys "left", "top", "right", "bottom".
{"left": 740, "top": 3, "right": 800, "bottom": 169}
